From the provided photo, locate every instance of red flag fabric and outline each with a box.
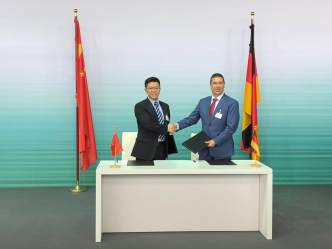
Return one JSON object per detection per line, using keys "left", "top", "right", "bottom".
{"left": 240, "top": 22, "right": 261, "bottom": 160}
{"left": 75, "top": 16, "right": 97, "bottom": 172}
{"left": 111, "top": 132, "right": 123, "bottom": 157}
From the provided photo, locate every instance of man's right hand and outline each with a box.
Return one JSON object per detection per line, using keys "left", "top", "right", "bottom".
{"left": 168, "top": 123, "right": 177, "bottom": 134}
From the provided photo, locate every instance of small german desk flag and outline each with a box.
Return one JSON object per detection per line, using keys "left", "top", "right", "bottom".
{"left": 241, "top": 16, "right": 261, "bottom": 160}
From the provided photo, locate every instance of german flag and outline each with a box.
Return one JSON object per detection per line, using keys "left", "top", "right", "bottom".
{"left": 240, "top": 20, "right": 261, "bottom": 160}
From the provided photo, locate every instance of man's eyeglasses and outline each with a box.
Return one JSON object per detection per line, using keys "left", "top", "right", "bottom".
{"left": 146, "top": 87, "right": 160, "bottom": 90}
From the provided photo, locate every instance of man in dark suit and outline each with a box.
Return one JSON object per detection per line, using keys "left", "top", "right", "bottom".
{"left": 131, "top": 77, "right": 177, "bottom": 160}
{"left": 169, "top": 73, "right": 239, "bottom": 161}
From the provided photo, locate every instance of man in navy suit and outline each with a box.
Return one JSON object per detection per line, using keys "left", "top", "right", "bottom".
{"left": 169, "top": 73, "right": 239, "bottom": 160}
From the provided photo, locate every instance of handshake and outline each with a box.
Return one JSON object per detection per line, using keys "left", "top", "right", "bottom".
{"left": 167, "top": 123, "right": 177, "bottom": 134}
{"left": 166, "top": 123, "right": 216, "bottom": 148}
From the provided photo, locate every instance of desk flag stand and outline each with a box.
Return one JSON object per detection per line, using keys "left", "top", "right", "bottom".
{"left": 110, "top": 131, "right": 123, "bottom": 168}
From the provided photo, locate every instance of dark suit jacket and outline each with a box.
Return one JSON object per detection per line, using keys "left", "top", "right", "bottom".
{"left": 131, "top": 98, "right": 178, "bottom": 160}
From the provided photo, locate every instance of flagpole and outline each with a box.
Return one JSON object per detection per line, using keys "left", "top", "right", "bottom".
{"left": 114, "top": 138, "right": 117, "bottom": 165}
{"left": 250, "top": 11, "right": 254, "bottom": 160}
{"left": 250, "top": 11, "right": 255, "bottom": 161}
{"left": 70, "top": 8, "right": 87, "bottom": 193}
{"left": 251, "top": 11, "right": 255, "bottom": 25}
{"left": 115, "top": 130, "right": 117, "bottom": 164}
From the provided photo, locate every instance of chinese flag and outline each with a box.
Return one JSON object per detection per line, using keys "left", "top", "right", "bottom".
{"left": 75, "top": 16, "right": 97, "bottom": 172}
{"left": 240, "top": 22, "right": 261, "bottom": 160}
{"left": 111, "top": 132, "right": 123, "bottom": 157}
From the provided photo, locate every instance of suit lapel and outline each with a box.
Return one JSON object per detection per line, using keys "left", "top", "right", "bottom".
{"left": 213, "top": 94, "right": 226, "bottom": 115}
{"left": 204, "top": 97, "right": 212, "bottom": 118}
{"left": 206, "top": 94, "right": 226, "bottom": 120}
{"left": 159, "top": 102, "right": 168, "bottom": 120}
{"left": 143, "top": 98, "right": 159, "bottom": 123}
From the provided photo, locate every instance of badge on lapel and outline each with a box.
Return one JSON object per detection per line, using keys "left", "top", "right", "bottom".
{"left": 215, "top": 110, "right": 223, "bottom": 119}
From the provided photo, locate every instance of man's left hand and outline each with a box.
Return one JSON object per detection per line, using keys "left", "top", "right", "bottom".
{"left": 205, "top": 139, "right": 216, "bottom": 148}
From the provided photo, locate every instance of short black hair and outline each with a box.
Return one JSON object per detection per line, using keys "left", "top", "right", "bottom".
{"left": 145, "top": 77, "right": 160, "bottom": 88}
{"left": 210, "top": 73, "right": 225, "bottom": 84}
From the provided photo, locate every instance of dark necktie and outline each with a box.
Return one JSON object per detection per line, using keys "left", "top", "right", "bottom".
{"left": 209, "top": 98, "right": 218, "bottom": 117}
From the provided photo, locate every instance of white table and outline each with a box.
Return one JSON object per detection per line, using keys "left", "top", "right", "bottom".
{"left": 96, "top": 160, "right": 273, "bottom": 242}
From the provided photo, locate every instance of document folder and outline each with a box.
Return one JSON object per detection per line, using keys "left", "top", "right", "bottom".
{"left": 127, "top": 160, "right": 154, "bottom": 166}
{"left": 206, "top": 160, "right": 236, "bottom": 165}
{"left": 182, "top": 131, "right": 210, "bottom": 154}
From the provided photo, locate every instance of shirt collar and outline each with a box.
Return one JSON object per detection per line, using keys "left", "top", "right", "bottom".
{"left": 211, "top": 92, "right": 224, "bottom": 102}
{"left": 148, "top": 97, "right": 159, "bottom": 106}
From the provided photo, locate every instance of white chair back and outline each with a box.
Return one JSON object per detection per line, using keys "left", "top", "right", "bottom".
{"left": 121, "top": 132, "right": 138, "bottom": 160}
{"left": 190, "top": 133, "right": 199, "bottom": 161}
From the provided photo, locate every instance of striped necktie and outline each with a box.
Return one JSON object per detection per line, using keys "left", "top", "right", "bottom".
{"left": 154, "top": 101, "right": 166, "bottom": 142}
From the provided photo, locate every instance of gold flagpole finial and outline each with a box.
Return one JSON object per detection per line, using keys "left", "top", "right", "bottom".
{"left": 251, "top": 11, "right": 255, "bottom": 25}
{"left": 74, "top": 9, "right": 78, "bottom": 17}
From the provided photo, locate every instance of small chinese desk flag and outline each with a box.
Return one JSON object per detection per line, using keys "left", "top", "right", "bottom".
{"left": 111, "top": 132, "right": 123, "bottom": 160}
